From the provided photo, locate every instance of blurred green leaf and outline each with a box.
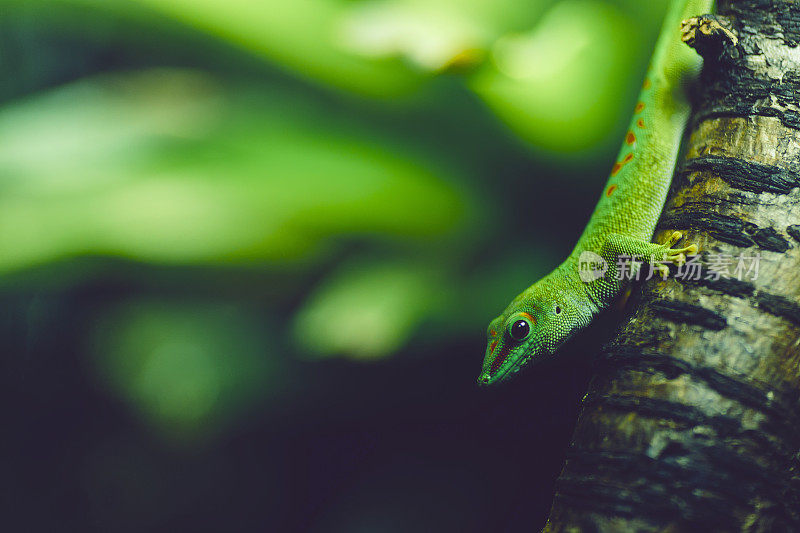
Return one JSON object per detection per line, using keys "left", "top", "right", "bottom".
{"left": 470, "top": 0, "right": 639, "bottom": 153}
{"left": 0, "top": 69, "right": 467, "bottom": 272}
{"left": 337, "top": 0, "right": 551, "bottom": 71}
{"left": 90, "top": 300, "right": 275, "bottom": 441}
{"left": 2, "top": 0, "right": 554, "bottom": 94}
{"left": 0, "top": 0, "right": 418, "bottom": 96}
{"left": 127, "top": 0, "right": 555, "bottom": 90}
{"left": 129, "top": 0, "right": 424, "bottom": 96}
{"left": 292, "top": 257, "right": 446, "bottom": 360}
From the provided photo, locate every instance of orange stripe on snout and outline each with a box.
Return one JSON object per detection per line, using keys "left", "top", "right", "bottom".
{"left": 490, "top": 345, "right": 508, "bottom": 373}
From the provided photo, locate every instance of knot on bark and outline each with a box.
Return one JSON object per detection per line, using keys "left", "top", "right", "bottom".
{"left": 681, "top": 15, "right": 739, "bottom": 61}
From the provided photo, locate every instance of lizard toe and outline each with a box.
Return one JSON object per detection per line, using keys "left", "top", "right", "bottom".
{"left": 664, "top": 231, "right": 683, "bottom": 247}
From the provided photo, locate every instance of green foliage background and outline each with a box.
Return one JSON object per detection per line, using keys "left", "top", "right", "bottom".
{"left": 1, "top": 0, "right": 669, "bottom": 530}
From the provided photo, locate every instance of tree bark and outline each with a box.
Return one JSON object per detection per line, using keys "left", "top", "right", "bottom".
{"left": 544, "top": 1, "right": 800, "bottom": 531}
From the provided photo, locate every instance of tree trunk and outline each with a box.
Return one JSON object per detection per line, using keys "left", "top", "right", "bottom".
{"left": 544, "top": 1, "right": 800, "bottom": 531}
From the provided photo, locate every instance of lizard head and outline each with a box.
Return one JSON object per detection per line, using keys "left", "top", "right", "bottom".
{"left": 478, "top": 281, "right": 579, "bottom": 385}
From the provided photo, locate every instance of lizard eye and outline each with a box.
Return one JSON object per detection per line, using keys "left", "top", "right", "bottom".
{"left": 509, "top": 319, "right": 530, "bottom": 341}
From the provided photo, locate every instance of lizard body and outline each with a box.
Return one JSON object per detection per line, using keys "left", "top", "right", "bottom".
{"left": 479, "top": 0, "right": 712, "bottom": 385}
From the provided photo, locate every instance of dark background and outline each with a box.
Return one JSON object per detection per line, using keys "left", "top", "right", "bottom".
{"left": 1, "top": 0, "right": 668, "bottom": 530}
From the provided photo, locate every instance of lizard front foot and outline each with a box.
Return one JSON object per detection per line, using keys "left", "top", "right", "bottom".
{"left": 661, "top": 231, "right": 699, "bottom": 267}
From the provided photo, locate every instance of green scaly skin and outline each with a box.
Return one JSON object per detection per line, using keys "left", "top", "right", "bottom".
{"left": 479, "top": 0, "right": 712, "bottom": 385}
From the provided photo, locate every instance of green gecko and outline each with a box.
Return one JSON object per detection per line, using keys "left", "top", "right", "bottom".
{"left": 479, "top": 0, "right": 711, "bottom": 385}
